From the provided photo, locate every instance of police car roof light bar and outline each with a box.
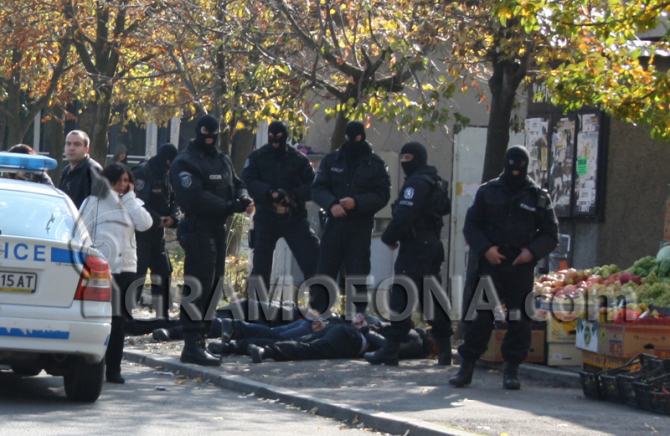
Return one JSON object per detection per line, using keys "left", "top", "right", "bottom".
{"left": 0, "top": 151, "right": 58, "bottom": 171}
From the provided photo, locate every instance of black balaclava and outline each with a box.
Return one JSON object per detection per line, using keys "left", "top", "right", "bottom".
{"left": 400, "top": 142, "right": 428, "bottom": 176}
{"left": 268, "top": 120, "right": 289, "bottom": 151}
{"left": 152, "top": 143, "right": 178, "bottom": 173}
{"left": 501, "top": 145, "right": 530, "bottom": 192}
{"left": 342, "top": 121, "right": 368, "bottom": 160}
{"left": 194, "top": 114, "right": 220, "bottom": 151}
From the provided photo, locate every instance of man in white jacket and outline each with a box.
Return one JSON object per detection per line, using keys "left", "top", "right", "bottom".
{"left": 79, "top": 163, "right": 152, "bottom": 384}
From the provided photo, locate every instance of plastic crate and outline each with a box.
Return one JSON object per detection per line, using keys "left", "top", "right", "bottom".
{"left": 633, "top": 373, "right": 670, "bottom": 413}
{"left": 584, "top": 354, "right": 660, "bottom": 404}
{"left": 580, "top": 370, "right": 605, "bottom": 400}
{"left": 617, "top": 359, "right": 670, "bottom": 408}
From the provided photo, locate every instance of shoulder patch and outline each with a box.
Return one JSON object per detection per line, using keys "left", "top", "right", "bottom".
{"left": 404, "top": 187, "right": 415, "bottom": 199}
{"left": 179, "top": 171, "right": 192, "bottom": 188}
{"left": 135, "top": 179, "right": 145, "bottom": 191}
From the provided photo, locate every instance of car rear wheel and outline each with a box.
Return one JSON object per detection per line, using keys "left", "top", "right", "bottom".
{"left": 63, "top": 359, "right": 104, "bottom": 402}
{"left": 10, "top": 365, "right": 42, "bottom": 377}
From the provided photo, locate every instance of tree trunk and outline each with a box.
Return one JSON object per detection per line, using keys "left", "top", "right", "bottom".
{"left": 481, "top": 59, "right": 526, "bottom": 183}
{"left": 7, "top": 116, "right": 34, "bottom": 147}
{"left": 79, "top": 100, "right": 97, "bottom": 136}
{"left": 47, "top": 105, "right": 66, "bottom": 186}
{"left": 89, "top": 87, "right": 113, "bottom": 166}
{"left": 330, "top": 110, "right": 348, "bottom": 152}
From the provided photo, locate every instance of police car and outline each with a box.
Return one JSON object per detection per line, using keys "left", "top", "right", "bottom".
{"left": 0, "top": 152, "right": 111, "bottom": 402}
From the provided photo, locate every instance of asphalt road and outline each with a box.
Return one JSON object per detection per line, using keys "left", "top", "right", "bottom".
{"left": 0, "top": 363, "right": 392, "bottom": 436}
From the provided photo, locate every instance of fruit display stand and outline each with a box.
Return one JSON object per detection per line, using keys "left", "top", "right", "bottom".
{"left": 545, "top": 313, "right": 582, "bottom": 366}
{"left": 480, "top": 321, "right": 546, "bottom": 363}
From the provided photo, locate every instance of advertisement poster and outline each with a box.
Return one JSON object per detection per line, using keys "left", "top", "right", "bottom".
{"left": 524, "top": 117, "right": 550, "bottom": 188}
{"left": 573, "top": 113, "right": 600, "bottom": 215}
{"left": 549, "top": 117, "right": 576, "bottom": 217}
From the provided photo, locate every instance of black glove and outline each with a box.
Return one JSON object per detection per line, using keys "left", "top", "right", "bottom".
{"left": 268, "top": 189, "right": 288, "bottom": 205}
{"left": 226, "top": 199, "right": 247, "bottom": 213}
{"left": 240, "top": 196, "right": 253, "bottom": 208}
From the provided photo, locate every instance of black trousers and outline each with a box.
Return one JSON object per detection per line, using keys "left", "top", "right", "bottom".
{"left": 310, "top": 219, "right": 373, "bottom": 314}
{"left": 250, "top": 212, "right": 319, "bottom": 290}
{"left": 458, "top": 261, "right": 535, "bottom": 364}
{"left": 136, "top": 234, "right": 172, "bottom": 319}
{"left": 106, "top": 272, "right": 136, "bottom": 376}
{"left": 181, "top": 227, "right": 226, "bottom": 335}
{"left": 387, "top": 233, "right": 452, "bottom": 342}
{"left": 266, "top": 324, "right": 363, "bottom": 361}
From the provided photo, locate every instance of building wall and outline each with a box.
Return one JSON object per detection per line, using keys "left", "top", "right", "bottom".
{"left": 595, "top": 119, "right": 670, "bottom": 268}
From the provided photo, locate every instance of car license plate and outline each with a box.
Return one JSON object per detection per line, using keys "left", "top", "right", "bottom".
{"left": 0, "top": 271, "right": 37, "bottom": 293}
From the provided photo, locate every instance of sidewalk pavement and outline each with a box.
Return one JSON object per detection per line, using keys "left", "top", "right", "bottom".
{"left": 124, "top": 338, "right": 669, "bottom": 436}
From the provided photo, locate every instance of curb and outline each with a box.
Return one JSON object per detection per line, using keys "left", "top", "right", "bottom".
{"left": 473, "top": 360, "right": 581, "bottom": 389}
{"left": 124, "top": 350, "right": 475, "bottom": 436}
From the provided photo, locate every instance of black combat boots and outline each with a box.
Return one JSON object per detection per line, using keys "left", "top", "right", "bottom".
{"left": 502, "top": 361, "right": 521, "bottom": 390}
{"left": 364, "top": 340, "right": 400, "bottom": 366}
{"left": 448, "top": 358, "right": 476, "bottom": 387}
{"left": 181, "top": 333, "right": 221, "bottom": 366}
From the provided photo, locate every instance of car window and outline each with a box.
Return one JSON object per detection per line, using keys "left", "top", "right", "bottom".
{"left": 0, "top": 190, "right": 82, "bottom": 243}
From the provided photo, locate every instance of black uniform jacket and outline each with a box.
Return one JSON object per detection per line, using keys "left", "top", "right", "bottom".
{"left": 133, "top": 159, "right": 179, "bottom": 234}
{"left": 382, "top": 165, "right": 442, "bottom": 246}
{"left": 311, "top": 143, "right": 390, "bottom": 220}
{"left": 169, "top": 142, "right": 248, "bottom": 226}
{"left": 463, "top": 176, "right": 559, "bottom": 263}
{"left": 242, "top": 143, "right": 314, "bottom": 216}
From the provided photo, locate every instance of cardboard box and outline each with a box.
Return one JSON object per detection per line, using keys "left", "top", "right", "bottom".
{"left": 481, "top": 329, "right": 545, "bottom": 363}
{"left": 581, "top": 350, "right": 631, "bottom": 370}
{"left": 546, "top": 314, "right": 578, "bottom": 343}
{"left": 576, "top": 319, "right": 670, "bottom": 359}
{"left": 546, "top": 342, "right": 581, "bottom": 366}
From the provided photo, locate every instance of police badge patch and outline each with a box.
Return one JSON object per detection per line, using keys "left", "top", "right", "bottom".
{"left": 404, "top": 187, "right": 415, "bottom": 199}
{"left": 179, "top": 171, "right": 192, "bottom": 188}
{"left": 135, "top": 179, "right": 145, "bottom": 191}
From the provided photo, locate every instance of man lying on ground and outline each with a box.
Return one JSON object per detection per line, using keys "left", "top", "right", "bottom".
{"left": 150, "top": 298, "right": 301, "bottom": 341}
{"left": 208, "top": 314, "right": 433, "bottom": 363}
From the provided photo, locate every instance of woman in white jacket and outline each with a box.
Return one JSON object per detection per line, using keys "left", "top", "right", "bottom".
{"left": 80, "top": 163, "right": 153, "bottom": 384}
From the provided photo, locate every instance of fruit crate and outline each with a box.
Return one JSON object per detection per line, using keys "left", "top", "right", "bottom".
{"left": 583, "top": 354, "right": 660, "bottom": 403}
{"left": 580, "top": 369, "right": 605, "bottom": 400}
{"left": 632, "top": 372, "right": 670, "bottom": 413}
{"left": 615, "top": 358, "right": 670, "bottom": 407}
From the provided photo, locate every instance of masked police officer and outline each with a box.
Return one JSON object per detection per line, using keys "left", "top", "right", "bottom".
{"left": 450, "top": 145, "right": 558, "bottom": 389}
{"left": 169, "top": 114, "right": 253, "bottom": 366}
{"left": 242, "top": 121, "right": 320, "bottom": 291}
{"left": 364, "top": 142, "right": 452, "bottom": 366}
{"left": 133, "top": 143, "right": 179, "bottom": 320}
{"left": 310, "top": 121, "right": 391, "bottom": 315}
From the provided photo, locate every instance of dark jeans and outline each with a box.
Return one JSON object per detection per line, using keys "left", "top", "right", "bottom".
{"left": 181, "top": 226, "right": 226, "bottom": 335}
{"left": 106, "top": 272, "right": 136, "bottom": 376}
{"left": 310, "top": 219, "right": 373, "bottom": 314}
{"left": 234, "top": 318, "right": 312, "bottom": 341}
{"left": 136, "top": 235, "right": 172, "bottom": 319}
{"left": 251, "top": 212, "right": 319, "bottom": 290}
{"left": 388, "top": 233, "right": 452, "bottom": 342}
{"left": 458, "top": 261, "right": 535, "bottom": 364}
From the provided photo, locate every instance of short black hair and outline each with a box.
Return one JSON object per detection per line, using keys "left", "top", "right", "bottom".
{"left": 101, "top": 162, "right": 135, "bottom": 186}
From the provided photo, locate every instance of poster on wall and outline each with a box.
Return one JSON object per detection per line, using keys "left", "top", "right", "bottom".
{"left": 524, "top": 117, "right": 550, "bottom": 189}
{"left": 549, "top": 117, "right": 576, "bottom": 217}
{"left": 573, "top": 113, "right": 600, "bottom": 216}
